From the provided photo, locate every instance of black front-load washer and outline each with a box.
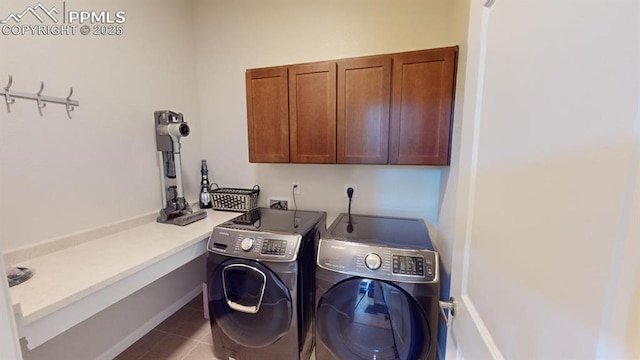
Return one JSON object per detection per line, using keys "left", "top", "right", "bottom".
{"left": 206, "top": 208, "right": 326, "bottom": 360}
{"left": 315, "top": 213, "right": 440, "bottom": 360}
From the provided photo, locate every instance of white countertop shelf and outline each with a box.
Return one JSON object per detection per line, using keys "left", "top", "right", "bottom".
{"left": 7, "top": 209, "right": 237, "bottom": 349}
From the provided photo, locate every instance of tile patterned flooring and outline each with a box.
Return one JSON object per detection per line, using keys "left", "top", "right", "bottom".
{"left": 114, "top": 293, "right": 220, "bottom": 360}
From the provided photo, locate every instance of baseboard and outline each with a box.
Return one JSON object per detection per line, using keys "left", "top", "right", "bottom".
{"left": 96, "top": 285, "right": 203, "bottom": 360}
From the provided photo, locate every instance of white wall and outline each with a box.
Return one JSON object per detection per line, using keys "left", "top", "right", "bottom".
{"left": 434, "top": 0, "right": 472, "bottom": 275}
{"left": 0, "top": 0, "right": 201, "bottom": 251}
{"left": 0, "top": 1, "right": 204, "bottom": 357}
{"left": 192, "top": 0, "right": 457, "bottom": 228}
{"left": 628, "top": 269, "right": 640, "bottom": 358}
{"left": 434, "top": 0, "right": 471, "bottom": 356}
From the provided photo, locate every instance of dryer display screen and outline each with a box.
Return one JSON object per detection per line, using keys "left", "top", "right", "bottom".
{"left": 261, "top": 239, "right": 287, "bottom": 255}
{"left": 393, "top": 255, "right": 424, "bottom": 276}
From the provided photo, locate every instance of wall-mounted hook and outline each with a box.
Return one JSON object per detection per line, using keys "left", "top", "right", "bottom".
{"left": 4, "top": 74, "right": 14, "bottom": 113}
{"left": 0, "top": 76, "right": 80, "bottom": 117}
{"left": 4, "top": 75, "right": 13, "bottom": 92}
{"left": 36, "top": 81, "right": 46, "bottom": 116}
{"left": 65, "top": 87, "right": 75, "bottom": 119}
{"left": 484, "top": 0, "right": 497, "bottom": 8}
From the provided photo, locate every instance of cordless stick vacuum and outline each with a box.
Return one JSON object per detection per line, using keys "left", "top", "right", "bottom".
{"left": 154, "top": 110, "right": 207, "bottom": 226}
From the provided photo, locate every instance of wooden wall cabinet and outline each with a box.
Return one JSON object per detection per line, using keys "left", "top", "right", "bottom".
{"left": 246, "top": 46, "right": 457, "bottom": 165}
{"left": 337, "top": 56, "right": 392, "bottom": 164}
{"left": 390, "top": 47, "right": 457, "bottom": 165}
{"left": 246, "top": 67, "right": 289, "bottom": 163}
{"left": 289, "top": 62, "right": 336, "bottom": 163}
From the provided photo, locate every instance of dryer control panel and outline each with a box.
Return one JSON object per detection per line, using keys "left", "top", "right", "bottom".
{"left": 317, "top": 239, "right": 438, "bottom": 283}
{"left": 207, "top": 227, "right": 302, "bottom": 262}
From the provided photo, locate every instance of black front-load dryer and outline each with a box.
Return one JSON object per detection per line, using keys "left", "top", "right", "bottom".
{"left": 316, "top": 213, "right": 440, "bottom": 360}
{"left": 206, "top": 208, "right": 326, "bottom": 360}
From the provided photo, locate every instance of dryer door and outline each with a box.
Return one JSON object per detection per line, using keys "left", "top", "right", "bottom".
{"left": 317, "top": 278, "right": 430, "bottom": 360}
{"left": 210, "top": 258, "right": 292, "bottom": 348}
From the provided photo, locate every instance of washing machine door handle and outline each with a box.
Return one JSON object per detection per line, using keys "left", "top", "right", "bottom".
{"left": 227, "top": 301, "right": 259, "bottom": 314}
{"left": 222, "top": 263, "right": 267, "bottom": 314}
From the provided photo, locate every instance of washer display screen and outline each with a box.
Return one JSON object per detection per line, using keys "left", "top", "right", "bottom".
{"left": 261, "top": 239, "right": 287, "bottom": 255}
{"left": 393, "top": 255, "right": 424, "bottom": 276}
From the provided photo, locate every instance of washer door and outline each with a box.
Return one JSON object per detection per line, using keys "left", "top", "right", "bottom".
{"left": 317, "top": 278, "right": 430, "bottom": 360}
{"left": 210, "top": 259, "right": 292, "bottom": 348}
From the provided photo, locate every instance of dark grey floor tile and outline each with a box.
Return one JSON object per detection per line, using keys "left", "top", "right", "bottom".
{"left": 194, "top": 321, "right": 213, "bottom": 345}
{"left": 114, "top": 329, "right": 167, "bottom": 360}
{"left": 138, "top": 333, "right": 199, "bottom": 360}
{"left": 184, "top": 292, "right": 206, "bottom": 313}
{"left": 182, "top": 343, "right": 220, "bottom": 360}
{"left": 155, "top": 307, "right": 209, "bottom": 339}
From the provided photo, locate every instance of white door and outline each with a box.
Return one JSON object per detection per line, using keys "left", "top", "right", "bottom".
{"left": 442, "top": 0, "right": 640, "bottom": 359}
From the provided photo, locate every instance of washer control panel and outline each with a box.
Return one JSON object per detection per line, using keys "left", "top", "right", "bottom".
{"left": 207, "top": 227, "right": 302, "bottom": 262}
{"left": 261, "top": 238, "right": 288, "bottom": 255}
{"left": 393, "top": 255, "right": 424, "bottom": 276}
{"left": 317, "top": 239, "right": 438, "bottom": 283}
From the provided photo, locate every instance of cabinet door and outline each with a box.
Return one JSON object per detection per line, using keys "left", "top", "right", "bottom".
{"left": 390, "top": 47, "right": 457, "bottom": 165}
{"left": 337, "top": 56, "right": 391, "bottom": 164}
{"left": 246, "top": 67, "right": 289, "bottom": 163}
{"left": 289, "top": 62, "right": 337, "bottom": 163}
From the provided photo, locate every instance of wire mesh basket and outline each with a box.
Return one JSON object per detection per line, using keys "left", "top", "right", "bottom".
{"left": 209, "top": 184, "right": 260, "bottom": 212}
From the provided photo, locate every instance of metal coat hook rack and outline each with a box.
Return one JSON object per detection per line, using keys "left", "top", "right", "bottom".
{"left": 0, "top": 75, "right": 79, "bottom": 119}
